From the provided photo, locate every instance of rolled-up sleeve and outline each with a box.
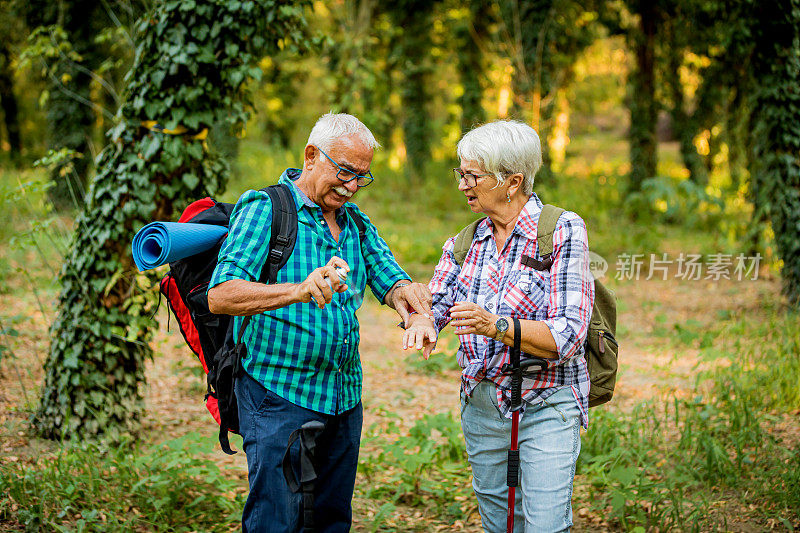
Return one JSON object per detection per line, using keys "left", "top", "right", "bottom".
{"left": 209, "top": 190, "right": 272, "bottom": 290}
{"left": 543, "top": 212, "right": 595, "bottom": 364}
{"left": 350, "top": 206, "right": 409, "bottom": 303}
{"left": 428, "top": 237, "right": 460, "bottom": 333}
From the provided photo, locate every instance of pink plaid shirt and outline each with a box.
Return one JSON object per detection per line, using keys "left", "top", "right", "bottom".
{"left": 429, "top": 193, "right": 594, "bottom": 427}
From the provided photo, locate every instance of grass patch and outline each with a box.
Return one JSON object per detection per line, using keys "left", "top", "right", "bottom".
{"left": 0, "top": 433, "right": 244, "bottom": 532}
{"left": 578, "top": 309, "right": 800, "bottom": 530}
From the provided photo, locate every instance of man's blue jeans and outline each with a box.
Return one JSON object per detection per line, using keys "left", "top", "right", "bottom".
{"left": 460, "top": 381, "right": 581, "bottom": 533}
{"left": 236, "top": 370, "right": 363, "bottom": 533}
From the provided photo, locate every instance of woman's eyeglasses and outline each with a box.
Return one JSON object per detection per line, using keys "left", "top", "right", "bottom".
{"left": 453, "top": 168, "right": 493, "bottom": 188}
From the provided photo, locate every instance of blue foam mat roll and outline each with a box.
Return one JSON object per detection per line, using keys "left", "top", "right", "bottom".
{"left": 132, "top": 222, "right": 228, "bottom": 271}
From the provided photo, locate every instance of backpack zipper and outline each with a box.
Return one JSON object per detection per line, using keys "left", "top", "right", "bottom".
{"left": 598, "top": 330, "right": 618, "bottom": 354}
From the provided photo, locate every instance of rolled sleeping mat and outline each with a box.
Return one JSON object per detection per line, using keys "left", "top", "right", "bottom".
{"left": 132, "top": 221, "right": 228, "bottom": 271}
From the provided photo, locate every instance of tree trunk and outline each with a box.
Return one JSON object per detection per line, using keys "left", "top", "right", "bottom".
{"left": 388, "top": 0, "right": 438, "bottom": 183}
{"left": 663, "top": 34, "right": 708, "bottom": 186}
{"left": 458, "top": 0, "right": 490, "bottom": 134}
{"left": 0, "top": 42, "right": 21, "bottom": 161}
{"left": 44, "top": 0, "right": 104, "bottom": 210}
{"left": 626, "top": 0, "right": 658, "bottom": 194}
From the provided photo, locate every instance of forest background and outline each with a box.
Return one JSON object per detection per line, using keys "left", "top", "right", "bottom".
{"left": 0, "top": 0, "right": 799, "bottom": 531}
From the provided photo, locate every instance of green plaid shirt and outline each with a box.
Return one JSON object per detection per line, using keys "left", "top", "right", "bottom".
{"left": 209, "top": 169, "right": 409, "bottom": 415}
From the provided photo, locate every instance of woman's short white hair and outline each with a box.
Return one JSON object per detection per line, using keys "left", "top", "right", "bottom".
{"left": 307, "top": 112, "right": 381, "bottom": 152}
{"left": 456, "top": 120, "right": 543, "bottom": 196}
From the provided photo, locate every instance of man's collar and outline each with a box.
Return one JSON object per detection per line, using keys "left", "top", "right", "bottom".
{"left": 278, "top": 168, "right": 312, "bottom": 212}
{"left": 473, "top": 193, "right": 544, "bottom": 241}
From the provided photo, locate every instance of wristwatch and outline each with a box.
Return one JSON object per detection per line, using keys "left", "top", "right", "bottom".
{"left": 493, "top": 316, "right": 509, "bottom": 341}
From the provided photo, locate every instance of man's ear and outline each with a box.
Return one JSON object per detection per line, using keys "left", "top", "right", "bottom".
{"left": 303, "top": 145, "right": 317, "bottom": 170}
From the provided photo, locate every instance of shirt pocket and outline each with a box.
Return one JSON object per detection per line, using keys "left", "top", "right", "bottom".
{"left": 503, "top": 267, "right": 550, "bottom": 317}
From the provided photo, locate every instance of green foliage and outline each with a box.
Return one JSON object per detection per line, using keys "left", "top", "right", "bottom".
{"left": 22, "top": 0, "right": 124, "bottom": 210}
{"left": 322, "top": 1, "right": 397, "bottom": 148}
{"left": 0, "top": 434, "right": 243, "bottom": 532}
{"left": 33, "top": 0, "right": 310, "bottom": 442}
{"left": 627, "top": 175, "right": 725, "bottom": 228}
{"left": 359, "top": 412, "right": 475, "bottom": 520}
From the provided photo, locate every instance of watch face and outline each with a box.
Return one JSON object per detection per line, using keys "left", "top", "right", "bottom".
{"left": 496, "top": 317, "right": 509, "bottom": 331}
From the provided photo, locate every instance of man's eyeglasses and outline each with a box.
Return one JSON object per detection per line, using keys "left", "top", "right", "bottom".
{"left": 453, "top": 168, "right": 493, "bottom": 188}
{"left": 316, "top": 146, "right": 374, "bottom": 187}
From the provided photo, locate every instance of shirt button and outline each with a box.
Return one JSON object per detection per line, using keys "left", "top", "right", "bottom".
{"left": 487, "top": 303, "right": 494, "bottom": 310}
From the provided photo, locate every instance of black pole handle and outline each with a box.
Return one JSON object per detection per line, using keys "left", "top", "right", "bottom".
{"left": 510, "top": 318, "right": 522, "bottom": 410}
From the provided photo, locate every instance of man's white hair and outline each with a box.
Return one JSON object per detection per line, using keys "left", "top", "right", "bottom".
{"left": 456, "top": 120, "right": 543, "bottom": 196}
{"left": 307, "top": 112, "right": 380, "bottom": 152}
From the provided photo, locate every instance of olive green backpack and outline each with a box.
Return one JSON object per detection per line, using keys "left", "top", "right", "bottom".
{"left": 452, "top": 204, "right": 618, "bottom": 407}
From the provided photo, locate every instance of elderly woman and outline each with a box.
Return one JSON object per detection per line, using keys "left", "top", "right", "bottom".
{"left": 403, "top": 120, "right": 594, "bottom": 532}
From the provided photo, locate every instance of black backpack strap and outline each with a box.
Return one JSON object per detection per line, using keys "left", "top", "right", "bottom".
{"left": 228, "top": 183, "right": 299, "bottom": 348}
{"left": 261, "top": 183, "right": 299, "bottom": 284}
{"left": 282, "top": 420, "right": 326, "bottom": 532}
{"left": 349, "top": 208, "right": 367, "bottom": 242}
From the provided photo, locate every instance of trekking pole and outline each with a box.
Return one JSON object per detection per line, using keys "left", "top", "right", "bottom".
{"left": 502, "top": 318, "right": 548, "bottom": 533}
{"left": 506, "top": 317, "right": 522, "bottom": 533}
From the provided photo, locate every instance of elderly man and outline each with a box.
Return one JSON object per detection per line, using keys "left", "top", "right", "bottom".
{"left": 207, "top": 113, "right": 431, "bottom": 532}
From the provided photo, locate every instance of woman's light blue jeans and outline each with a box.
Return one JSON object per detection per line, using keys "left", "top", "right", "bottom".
{"left": 460, "top": 380, "right": 581, "bottom": 533}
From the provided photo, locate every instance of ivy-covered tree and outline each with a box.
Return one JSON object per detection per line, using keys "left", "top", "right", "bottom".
{"left": 32, "top": 0, "right": 309, "bottom": 441}
{"left": 747, "top": 0, "right": 800, "bottom": 306}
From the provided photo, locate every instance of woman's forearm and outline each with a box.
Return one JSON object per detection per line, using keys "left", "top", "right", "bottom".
{"left": 499, "top": 318, "right": 558, "bottom": 359}
{"left": 207, "top": 279, "right": 300, "bottom": 316}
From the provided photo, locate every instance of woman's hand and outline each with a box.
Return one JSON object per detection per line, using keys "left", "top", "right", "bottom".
{"left": 402, "top": 315, "right": 437, "bottom": 359}
{"left": 449, "top": 301, "right": 498, "bottom": 338}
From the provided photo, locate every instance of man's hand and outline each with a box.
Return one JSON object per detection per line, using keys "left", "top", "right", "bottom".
{"left": 294, "top": 257, "right": 350, "bottom": 309}
{"left": 448, "top": 301, "right": 498, "bottom": 338}
{"left": 402, "top": 315, "right": 438, "bottom": 360}
{"left": 390, "top": 282, "right": 432, "bottom": 328}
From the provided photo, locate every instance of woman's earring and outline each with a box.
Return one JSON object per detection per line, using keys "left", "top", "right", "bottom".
{"left": 506, "top": 192, "right": 511, "bottom": 203}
